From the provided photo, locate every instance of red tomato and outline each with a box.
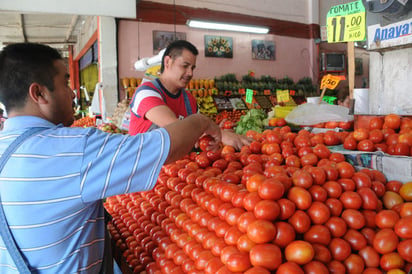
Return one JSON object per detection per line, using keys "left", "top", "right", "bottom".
{"left": 328, "top": 260, "right": 346, "bottom": 273}
{"left": 249, "top": 243, "right": 282, "bottom": 270}
{"left": 375, "top": 209, "right": 400, "bottom": 229}
{"left": 341, "top": 208, "right": 366, "bottom": 229}
{"left": 359, "top": 246, "right": 381, "bottom": 268}
{"left": 339, "top": 191, "right": 362, "bottom": 209}
{"left": 324, "top": 131, "right": 342, "bottom": 146}
{"left": 343, "top": 228, "right": 367, "bottom": 251}
{"left": 325, "top": 216, "right": 348, "bottom": 238}
{"left": 292, "top": 169, "right": 314, "bottom": 189}
{"left": 336, "top": 161, "right": 356, "bottom": 179}
{"left": 278, "top": 198, "right": 296, "bottom": 220}
{"left": 244, "top": 266, "right": 271, "bottom": 274}
{"left": 373, "top": 228, "right": 399, "bottom": 254}
{"left": 273, "top": 221, "right": 296, "bottom": 248}
{"left": 357, "top": 139, "right": 375, "bottom": 152}
{"left": 253, "top": 200, "right": 280, "bottom": 221}
{"left": 276, "top": 262, "right": 304, "bottom": 274}
{"left": 384, "top": 113, "right": 402, "bottom": 130}
{"left": 399, "top": 202, "right": 412, "bottom": 218}
{"left": 312, "top": 144, "right": 331, "bottom": 159}
{"left": 199, "top": 135, "right": 214, "bottom": 151}
{"left": 287, "top": 186, "right": 312, "bottom": 210}
{"left": 323, "top": 181, "right": 343, "bottom": 199}
{"left": 325, "top": 198, "right": 343, "bottom": 217}
{"left": 257, "top": 178, "right": 285, "bottom": 200}
{"left": 369, "top": 116, "right": 384, "bottom": 130}
{"left": 242, "top": 192, "right": 262, "bottom": 212}
{"left": 247, "top": 219, "right": 277, "bottom": 244}
{"left": 353, "top": 128, "right": 369, "bottom": 141}
{"left": 379, "top": 252, "right": 405, "bottom": 271}
{"left": 306, "top": 201, "right": 331, "bottom": 224}
{"left": 328, "top": 238, "right": 351, "bottom": 261}
{"left": 344, "top": 254, "right": 365, "bottom": 273}
{"left": 303, "top": 224, "right": 331, "bottom": 245}
{"left": 308, "top": 185, "right": 328, "bottom": 202}
{"left": 343, "top": 136, "right": 358, "bottom": 150}
{"left": 288, "top": 210, "right": 311, "bottom": 234}
{"left": 394, "top": 215, "right": 412, "bottom": 239}
{"left": 285, "top": 240, "right": 314, "bottom": 265}
{"left": 312, "top": 243, "right": 332, "bottom": 264}
{"left": 397, "top": 239, "right": 412, "bottom": 263}
{"left": 237, "top": 212, "right": 257, "bottom": 233}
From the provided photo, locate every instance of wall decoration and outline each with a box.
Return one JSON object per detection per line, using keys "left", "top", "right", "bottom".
{"left": 204, "top": 35, "right": 233, "bottom": 58}
{"left": 355, "top": 58, "right": 363, "bottom": 75}
{"left": 153, "top": 31, "right": 186, "bottom": 54}
{"left": 251, "top": 40, "right": 275, "bottom": 60}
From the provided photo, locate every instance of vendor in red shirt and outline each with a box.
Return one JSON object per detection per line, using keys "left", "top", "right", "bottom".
{"left": 129, "top": 40, "right": 251, "bottom": 150}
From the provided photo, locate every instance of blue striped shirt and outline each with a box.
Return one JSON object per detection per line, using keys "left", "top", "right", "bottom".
{"left": 0, "top": 116, "right": 170, "bottom": 273}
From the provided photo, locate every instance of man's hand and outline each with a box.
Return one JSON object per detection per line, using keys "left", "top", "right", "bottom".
{"left": 221, "top": 130, "right": 253, "bottom": 151}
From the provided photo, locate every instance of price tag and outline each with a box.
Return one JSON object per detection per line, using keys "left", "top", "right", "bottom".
{"left": 327, "top": 0, "right": 366, "bottom": 43}
{"left": 245, "top": 89, "right": 253, "bottom": 104}
{"left": 276, "top": 89, "right": 290, "bottom": 103}
{"left": 320, "top": 74, "right": 342, "bottom": 90}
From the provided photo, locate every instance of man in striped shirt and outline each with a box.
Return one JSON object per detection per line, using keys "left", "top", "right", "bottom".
{"left": 0, "top": 43, "right": 221, "bottom": 273}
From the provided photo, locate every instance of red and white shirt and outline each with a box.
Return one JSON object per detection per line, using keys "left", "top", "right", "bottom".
{"left": 129, "top": 79, "right": 198, "bottom": 135}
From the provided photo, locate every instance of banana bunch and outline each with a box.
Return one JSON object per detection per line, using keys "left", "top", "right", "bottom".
{"left": 197, "top": 95, "right": 217, "bottom": 116}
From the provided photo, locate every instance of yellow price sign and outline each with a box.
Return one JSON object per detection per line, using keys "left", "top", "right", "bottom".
{"left": 276, "top": 89, "right": 290, "bottom": 103}
{"left": 320, "top": 74, "right": 342, "bottom": 90}
{"left": 327, "top": 0, "right": 366, "bottom": 43}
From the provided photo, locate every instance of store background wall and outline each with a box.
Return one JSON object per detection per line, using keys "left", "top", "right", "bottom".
{"left": 117, "top": 20, "right": 317, "bottom": 87}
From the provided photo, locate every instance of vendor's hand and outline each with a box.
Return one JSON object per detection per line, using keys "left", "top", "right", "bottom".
{"left": 201, "top": 118, "right": 222, "bottom": 151}
{"left": 222, "top": 130, "right": 253, "bottom": 151}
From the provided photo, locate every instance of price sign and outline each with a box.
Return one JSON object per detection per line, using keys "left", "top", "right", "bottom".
{"left": 327, "top": 0, "right": 366, "bottom": 43}
{"left": 320, "top": 74, "right": 342, "bottom": 90}
{"left": 245, "top": 89, "right": 254, "bottom": 104}
{"left": 276, "top": 89, "right": 290, "bottom": 103}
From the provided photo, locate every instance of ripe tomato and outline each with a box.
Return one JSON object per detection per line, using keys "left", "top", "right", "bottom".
{"left": 285, "top": 240, "right": 314, "bottom": 265}
{"left": 328, "top": 238, "right": 351, "bottom": 261}
{"left": 257, "top": 178, "right": 285, "bottom": 200}
{"left": 253, "top": 200, "right": 280, "bottom": 221}
{"left": 199, "top": 135, "right": 214, "bottom": 151}
{"left": 288, "top": 210, "right": 311, "bottom": 234}
{"left": 394, "top": 215, "right": 412, "bottom": 239}
{"left": 341, "top": 208, "right": 366, "bottom": 230}
{"left": 399, "top": 182, "right": 412, "bottom": 202}
{"left": 343, "top": 136, "right": 358, "bottom": 150}
{"left": 357, "top": 139, "right": 375, "bottom": 152}
{"left": 369, "top": 116, "right": 384, "bottom": 130}
{"left": 303, "top": 224, "right": 331, "bottom": 245}
{"left": 247, "top": 219, "right": 277, "bottom": 244}
{"left": 359, "top": 246, "right": 380, "bottom": 268}
{"left": 373, "top": 228, "right": 399, "bottom": 254}
{"left": 312, "top": 243, "right": 332, "bottom": 264}
{"left": 309, "top": 185, "right": 328, "bottom": 202}
{"left": 273, "top": 221, "right": 296, "bottom": 248}
{"left": 343, "top": 228, "right": 367, "bottom": 251}
{"left": 325, "top": 198, "right": 343, "bottom": 217}
{"left": 375, "top": 209, "right": 400, "bottom": 229}
{"left": 325, "top": 216, "right": 347, "bottom": 238}
{"left": 306, "top": 201, "right": 331, "bottom": 224}
{"left": 312, "top": 144, "right": 331, "bottom": 159}
{"left": 344, "top": 254, "right": 365, "bottom": 273}
{"left": 397, "top": 239, "right": 412, "bottom": 263}
{"left": 336, "top": 161, "right": 356, "bottom": 178}
{"left": 276, "top": 262, "right": 304, "bottom": 274}
{"left": 353, "top": 128, "right": 369, "bottom": 141}
{"left": 287, "top": 186, "right": 312, "bottom": 210}
{"left": 339, "top": 191, "right": 362, "bottom": 209}
{"left": 278, "top": 198, "right": 296, "bottom": 220}
{"left": 249, "top": 243, "right": 282, "bottom": 270}
{"left": 379, "top": 252, "right": 405, "bottom": 271}
{"left": 384, "top": 113, "right": 402, "bottom": 130}
{"left": 399, "top": 202, "right": 412, "bottom": 218}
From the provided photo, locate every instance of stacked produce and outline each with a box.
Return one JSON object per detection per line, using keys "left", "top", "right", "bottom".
{"left": 343, "top": 114, "right": 412, "bottom": 156}
{"left": 104, "top": 126, "right": 412, "bottom": 273}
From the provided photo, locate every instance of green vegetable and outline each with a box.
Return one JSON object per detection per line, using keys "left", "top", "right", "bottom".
{"left": 235, "top": 109, "right": 267, "bottom": 135}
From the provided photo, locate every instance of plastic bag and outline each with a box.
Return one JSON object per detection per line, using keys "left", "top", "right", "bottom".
{"left": 285, "top": 103, "right": 354, "bottom": 126}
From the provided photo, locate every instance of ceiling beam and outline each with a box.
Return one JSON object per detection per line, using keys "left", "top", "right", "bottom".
{"left": 18, "top": 13, "right": 27, "bottom": 42}
{"left": 65, "top": 15, "right": 79, "bottom": 42}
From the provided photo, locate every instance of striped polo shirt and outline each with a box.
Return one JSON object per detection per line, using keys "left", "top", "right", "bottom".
{"left": 0, "top": 116, "right": 170, "bottom": 273}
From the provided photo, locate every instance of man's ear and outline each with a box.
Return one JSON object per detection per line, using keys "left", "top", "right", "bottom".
{"left": 28, "top": 83, "right": 48, "bottom": 104}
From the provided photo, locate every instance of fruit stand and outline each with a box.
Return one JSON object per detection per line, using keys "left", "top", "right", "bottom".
{"left": 78, "top": 107, "right": 412, "bottom": 273}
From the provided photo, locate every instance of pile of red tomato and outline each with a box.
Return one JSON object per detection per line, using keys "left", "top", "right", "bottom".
{"left": 104, "top": 124, "right": 412, "bottom": 273}
{"left": 343, "top": 114, "right": 412, "bottom": 156}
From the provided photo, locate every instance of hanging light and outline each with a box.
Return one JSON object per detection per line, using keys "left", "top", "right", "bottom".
{"left": 186, "top": 19, "right": 269, "bottom": 34}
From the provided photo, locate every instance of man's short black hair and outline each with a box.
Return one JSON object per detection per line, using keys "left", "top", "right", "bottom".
{"left": 160, "top": 40, "right": 198, "bottom": 73}
{"left": 0, "top": 43, "right": 62, "bottom": 111}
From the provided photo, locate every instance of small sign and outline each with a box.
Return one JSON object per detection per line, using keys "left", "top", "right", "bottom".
{"left": 320, "top": 74, "right": 342, "bottom": 90}
{"left": 327, "top": 0, "right": 366, "bottom": 43}
{"left": 276, "top": 89, "right": 290, "bottom": 103}
{"left": 245, "top": 89, "right": 254, "bottom": 104}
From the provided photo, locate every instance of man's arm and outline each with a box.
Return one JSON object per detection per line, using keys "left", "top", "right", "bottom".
{"left": 145, "top": 105, "right": 179, "bottom": 127}
{"left": 163, "top": 114, "right": 221, "bottom": 164}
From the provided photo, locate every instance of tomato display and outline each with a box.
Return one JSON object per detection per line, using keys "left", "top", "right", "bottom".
{"left": 103, "top": 123, "right": 412, "bottom": 273}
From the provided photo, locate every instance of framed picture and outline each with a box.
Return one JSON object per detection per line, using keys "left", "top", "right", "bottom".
{"left": 204, "top": 35, "right": 233, "bottom": 58}
{"left": 153, "top": 31, "right": 186, "bottom": 55}
{"left": 251, "top": 40, "right": 275, "bottom": 60}
{"left": 355, "top": 58, "right": 363, "bottom": 75}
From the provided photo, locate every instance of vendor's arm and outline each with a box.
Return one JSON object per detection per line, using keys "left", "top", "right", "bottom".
{"left": 164, "top": 113, "right": 221, "bottom": 163}
{"left": 222, "top": 130, "right": 253, "bottom": 151}
{"left": 145, "top": 105, "right": 179, "bottom": 127}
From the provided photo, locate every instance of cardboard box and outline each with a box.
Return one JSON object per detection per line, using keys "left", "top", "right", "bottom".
{"left": 330, "top": 146, "right": 412, "bottom": 183}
